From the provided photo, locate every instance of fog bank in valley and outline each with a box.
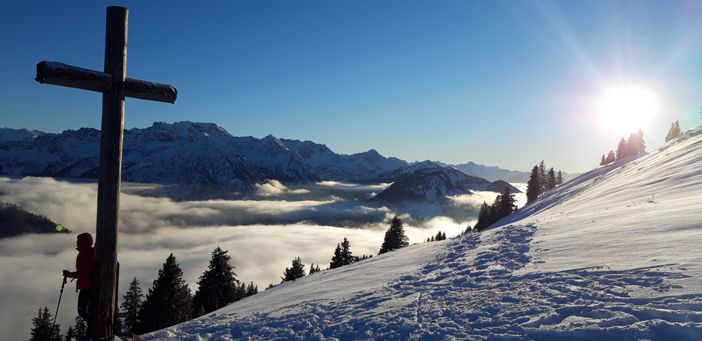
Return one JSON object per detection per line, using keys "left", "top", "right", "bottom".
{"left": 0, "top": 177, "right": 484, "bottom": 340}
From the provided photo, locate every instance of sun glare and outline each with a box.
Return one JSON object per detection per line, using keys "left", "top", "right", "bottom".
{"left": 596, "top": 85, "right": 659, "bottom": 136}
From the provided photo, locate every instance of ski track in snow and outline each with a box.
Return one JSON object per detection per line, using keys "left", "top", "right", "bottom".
{"left": 151, "top": 224, "right": 702, "bottom": 340}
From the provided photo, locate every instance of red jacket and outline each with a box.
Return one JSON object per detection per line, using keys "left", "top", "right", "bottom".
{"left": 69, "top": 233, "right": 95, "bottom": 291}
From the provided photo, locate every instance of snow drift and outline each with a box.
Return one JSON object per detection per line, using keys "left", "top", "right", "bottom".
{"left": 149, "top": 125, "right": 702, "bottom": 340}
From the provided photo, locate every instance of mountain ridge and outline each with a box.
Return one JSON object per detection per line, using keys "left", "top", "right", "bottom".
{"left": 1, "top": 122, "right": 531, "bottom": 197}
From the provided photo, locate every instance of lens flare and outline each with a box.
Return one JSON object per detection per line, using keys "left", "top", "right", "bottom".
{"left": 596, "top": 86, "right": 659, "bottom": 135}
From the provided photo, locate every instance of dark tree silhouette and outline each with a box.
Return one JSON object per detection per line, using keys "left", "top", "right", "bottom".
{"left": 29, "top": 307, "right": 60, "bottom": 341}
{"left": 192, "top": 247, "right": 239, "bottom": 316}
{"left": 64, "top": 325, "right": 75, "bottom": 341}
{"left": 526, "top": 165, "right": 541, "bottom": 203}
{"left": 282, "top": 257, "right": 306, "bottom": 282}
{"left": 475, "top": 188, "right": 517, "bottom": 230}
{"left": 245, "top": 281, "right": 258, "bottom": 296}
{"left": 538, "top": 160, "right": 547, "bottom": 193}
{"left": 379, "top": 216, "right": 409, "bottom": 254}
{"left": 546, "top": 168, "right": 556, "bottom": 191}
{"left": 137, "top": 254, "right": 193, "bottom": 334}
{"left": 70, "top": 316, "right": 87, "bottom": 340}
{"left": 120, "top": 277, "right": 144, "bottom": 335}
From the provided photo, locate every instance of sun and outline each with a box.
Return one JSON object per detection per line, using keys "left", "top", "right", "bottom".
{"left": 595, "top": 85, "right": 659, "bottom": 136}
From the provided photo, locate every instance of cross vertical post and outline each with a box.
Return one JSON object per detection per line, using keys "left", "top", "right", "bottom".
{"left": 94, "top": 6, "right": 127, "bottom": 339}
{"left": 35, "top": 5, "right": 177, "bottom": 339}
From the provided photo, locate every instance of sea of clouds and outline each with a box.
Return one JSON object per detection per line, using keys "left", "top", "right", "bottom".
{"left": 0, "top": 176, "right": 503, "bottom": 340}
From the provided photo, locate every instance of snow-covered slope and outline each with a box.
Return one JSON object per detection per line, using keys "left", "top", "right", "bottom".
{"left": 150, "top": 125, "right": 702, "bottom": 340}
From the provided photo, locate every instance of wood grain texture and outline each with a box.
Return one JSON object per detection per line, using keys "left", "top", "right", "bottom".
{"left": 36, "top": 61, "right": 177, "bottom": 103}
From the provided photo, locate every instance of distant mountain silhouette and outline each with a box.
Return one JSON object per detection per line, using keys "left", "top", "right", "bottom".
{"left": 0, "top": 202, "right": 69, "bottom": 238}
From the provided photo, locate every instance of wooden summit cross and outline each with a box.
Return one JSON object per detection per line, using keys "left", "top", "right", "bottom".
{"left": 35, "top": 6, "right": 176, "bottom": 338}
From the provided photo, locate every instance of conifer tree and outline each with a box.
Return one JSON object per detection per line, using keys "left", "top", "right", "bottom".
{"left": 600, "top": 154, "right": 606, "bottom": 166}
{"left": 237, "top": 282, "right": 247, "bottom": 299}
{"left": 71, "top": 316, "right": 87, "bottom": 340}
{"left": 616, "top": 137, "right": 627, "bottom": 159}
{"left": 113, "top": 305, "right": 123, "bottom": 336}
{"left": 137, "top": 253, "right": 193, "bottom": 334}
{"left": 379, "top": 216, "right": 409, "bottom": 254}
{"left": 475, "top": 201, "right": 491, "bottom": 229}
{"left": 526, "top": 165, "right": 541, "bottom": 203}
{"left": 556, "top": 170, "right": 563, "bottom": 185}
{"left": 192, "top": 247, "right": 239, "bottom": 316}
{"left": 538, "top": 160, "right": 547, "bottom": 192}
{"left": 120, "top": 277, "right": 144, "bottom": 335}
{"left": 29, "top": 307, "right": 60, "bottom": 341}
{"left": 309, "top": 263, "right": 320, "bottom": 274}
{"left": 630, "top": 129, "right": 646, "bottom": 155}
{"left": 546, "top": 168, "right": 556, "bottom": 191}
{"left": 246, "top": 281, "right": 258, "bottom": 296}
{"left": 64, "top": 326, "right": 75, "bottom": 341}
{"left": 606, "top": 150, "right": 616, "bottom": 164}
{"left": 282, "top": 257, "right": 306, "bottom": 282}
{"left": 495, "top": 187, "right": 517, "bottom": 219}
{"left": 329, "top": 243, "right": 343, "bottom": 269}
{"left": 340, "top": 237, "right": 354, "bottom": 265}
{"left": 665, "top": 121, "right": 682, "bottom": 142}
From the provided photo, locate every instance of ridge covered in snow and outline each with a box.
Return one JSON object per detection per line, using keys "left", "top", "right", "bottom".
{"left": 0, "top": 122, "right": 532, "bottom": 199}
{"left": 0, "top": 122, "right": 406, "bottom": 195}
{"left": 149, "top": 125, "right": 702, "bottom": 339}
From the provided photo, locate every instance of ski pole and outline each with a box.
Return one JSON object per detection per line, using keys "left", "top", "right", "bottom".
{"left": 53, "top": 275, "right": 68, "bottom": 327}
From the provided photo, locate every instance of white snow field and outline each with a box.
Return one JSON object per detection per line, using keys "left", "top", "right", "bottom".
{"left": 149, "top": 126, "right": 702, "bottom": 340}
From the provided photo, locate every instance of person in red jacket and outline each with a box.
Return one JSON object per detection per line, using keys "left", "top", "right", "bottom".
{"left": 63, "top": 232, "right": 95, "bottom": 338}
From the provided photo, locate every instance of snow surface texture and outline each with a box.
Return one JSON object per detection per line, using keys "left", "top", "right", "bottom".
{"left": 149, "top": 126, "right": 702, "bottom": 340}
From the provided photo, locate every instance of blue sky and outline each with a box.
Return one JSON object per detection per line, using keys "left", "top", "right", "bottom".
{"left": 1, "top": 1, "right": 701, "bottom": 172}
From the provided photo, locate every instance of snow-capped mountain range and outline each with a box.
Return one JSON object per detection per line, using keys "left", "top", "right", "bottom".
{"left": 0, "top": 121, "right": 523, "bottom": 198}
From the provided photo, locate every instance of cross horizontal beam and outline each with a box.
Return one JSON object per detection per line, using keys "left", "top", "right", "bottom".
{"left": 36, "top": 61, "right": 177, "bottom": 103}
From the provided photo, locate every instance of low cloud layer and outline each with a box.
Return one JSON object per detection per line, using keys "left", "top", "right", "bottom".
{"left": 255, "top": 180, "right": 311, "bottom": 197}
{"left": 0, "top": 177, "right": 472, "bottom": 340}
{"left": 447, "top": 184, "right": 528, "bottom": 210}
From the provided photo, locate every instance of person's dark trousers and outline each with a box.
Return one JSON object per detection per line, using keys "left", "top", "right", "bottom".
{"left": 78, "top": 288, "right": 94, "bottom": 340}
